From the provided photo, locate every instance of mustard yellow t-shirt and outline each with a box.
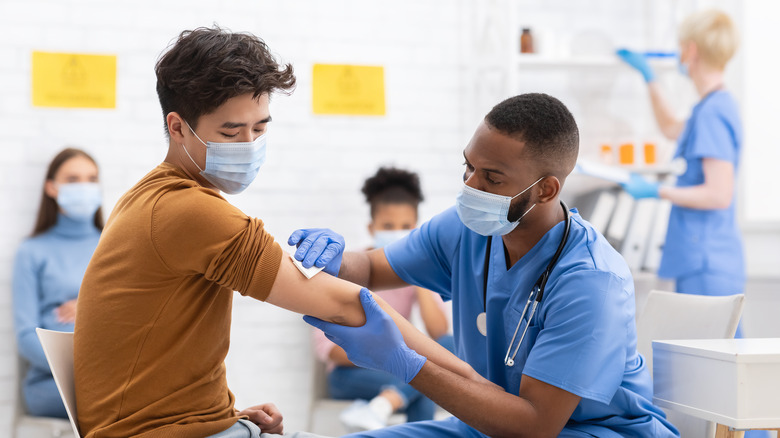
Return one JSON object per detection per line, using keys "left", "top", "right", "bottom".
{"left": 74, "top": 163, "right": 283, "bottom": 438}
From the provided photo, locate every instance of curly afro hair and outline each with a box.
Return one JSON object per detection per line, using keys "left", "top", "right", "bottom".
{"left": 361, "top": 167, "right": 424, "bottom": 217}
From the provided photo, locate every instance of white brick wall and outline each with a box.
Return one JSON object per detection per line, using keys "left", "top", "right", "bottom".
{"left": 0, "top": 0, "right": 468, "bottom": 434}
{"left": 1, "top": 0, "right": 776, "bottom": 436}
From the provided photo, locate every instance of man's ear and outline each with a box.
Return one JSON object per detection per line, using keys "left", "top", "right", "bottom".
{"left": 537, "top": 176, "right": 561, "bottom": 204}
{"left": 167, "top": 112, "right": 187, "bottom": 145}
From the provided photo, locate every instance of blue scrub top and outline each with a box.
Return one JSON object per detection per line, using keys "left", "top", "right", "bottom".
{"left": 658, "top": 90, "right": 744, "bottom": 280}
{"left": 385, "top": 207, "right": 678, "bottom": 437}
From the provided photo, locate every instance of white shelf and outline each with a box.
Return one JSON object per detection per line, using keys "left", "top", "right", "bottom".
{"left": 516, "top": 55, "right": 677, "bottom": 69}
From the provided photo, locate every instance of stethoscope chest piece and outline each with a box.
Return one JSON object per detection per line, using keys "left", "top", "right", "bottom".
{"left": 476, "top": 312, "right": 487, "bottom": 336}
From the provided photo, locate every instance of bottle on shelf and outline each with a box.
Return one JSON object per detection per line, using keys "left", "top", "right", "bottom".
{"left": 520, "top": 28, "right": 534, "bottom": 54}
{"left": 600, "top": 144, "right": 614, "bottom": 165}
{"left": 618, "top": 143, "right": 634, "bottom": 165}
{"left": 643, "top": 142, "right": 656, "bottom": 165}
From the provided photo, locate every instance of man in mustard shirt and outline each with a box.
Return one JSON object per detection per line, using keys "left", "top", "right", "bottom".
{"left": 74, "top": 27, "right": 483, "bottom": 438}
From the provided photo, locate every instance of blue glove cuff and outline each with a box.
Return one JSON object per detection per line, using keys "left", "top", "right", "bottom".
{"left": 397, "top": 346, "right": 427, "bottom": 384}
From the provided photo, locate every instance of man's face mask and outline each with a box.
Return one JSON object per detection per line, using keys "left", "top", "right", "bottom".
{"left": 455, "top": 177, "right": 543, "bottom": 236}
{"left": 181, "top": 120, "right": 267, "bottom": 195}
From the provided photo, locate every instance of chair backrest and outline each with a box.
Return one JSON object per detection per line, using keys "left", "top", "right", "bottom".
{"left": 635, "top": 290, "right": 744, "bottom": 375}
{"left": 36, "top": 328, "right": 81, "bottom": 438}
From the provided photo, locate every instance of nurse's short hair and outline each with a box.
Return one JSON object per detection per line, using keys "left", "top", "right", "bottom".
{"left": 678, "top": 9, "right": 739, "bottom": 70}
{"left": 484, "top": 93, "right": 579, "bottom": 179}
{"left": 155, "top": 26, "right": 296, "bottom": 136}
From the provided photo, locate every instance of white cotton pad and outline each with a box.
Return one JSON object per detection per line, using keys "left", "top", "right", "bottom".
{"left": 291, "top": 256, "right": 325, "bottom": 279}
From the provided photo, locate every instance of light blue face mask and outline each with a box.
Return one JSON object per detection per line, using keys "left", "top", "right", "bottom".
{"left": 182, "top": 121, "right": 267, "bottom": 194}
{"left": 678, "top": 55, "right": 689, "bottom": 76}
{"left": 372, "top": 229, "right": 411, "bottom": 249}
{"left": 57, "top": 182, "right": 102, "bottom": 221}
{"left": 455, "top": 177, "right": 543, "bottom": 236}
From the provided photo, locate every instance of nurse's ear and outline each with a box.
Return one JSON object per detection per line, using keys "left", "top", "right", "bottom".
{"left": 536, "top": 176, "right": 561, "bottom": 204}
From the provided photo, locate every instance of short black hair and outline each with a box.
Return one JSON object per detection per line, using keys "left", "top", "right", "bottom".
{"left": 485, "top": 93, "right": 579, "bottom": 178}
{"left": 155, "top": 26, "right": 296, "bottom": 136}
{"left": 361, "top": 167, "right": 424, "bottom": 218}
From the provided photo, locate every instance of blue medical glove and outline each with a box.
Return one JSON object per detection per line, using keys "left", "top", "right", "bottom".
{"left": 304, "top": 288, "right": 427, "bottom": 384}
{"left": 621, "top": 173, "right": 660, "bottom": 199}
{"left": 288, "top": 228, "right": 344, "bottom": 276}
{"left": 616, "top": 48, "right": 656, "bottom": 83}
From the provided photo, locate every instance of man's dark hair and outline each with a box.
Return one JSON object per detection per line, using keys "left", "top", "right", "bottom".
{"left": 485, "top": 93, "right": 579, "bottom": 178}
{"left": 361, "top": 167, "right": 424, "bottom": 218}
{"left": 155, "top": 26, "right": 296, "bottom": 135}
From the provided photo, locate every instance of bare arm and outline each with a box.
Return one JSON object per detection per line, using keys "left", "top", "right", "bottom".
{"left": 265, "top": 254, "right": 365, "bottom": 326}
{"left": 339, "top": 248, "right": 409, "bottom": 291}
{"left": 411, "top": 361, "right": 581, "bottom": 438}
{"left": 373, "top": 293, "right": 486, "bottom": 384}
{"left": 267, "top": 253, "right": 482, "bottom": 382}
{"left": 415, "top": 287, "right": 449, "bottom": 340}
{"left": 648, "top": 82, "right": 686, "bottom": 140}
{"left": 327, "top": 345, "right": 354, "bottom": 367}
{"left": 659, "top": 158, "right": 734, "bottom": 209}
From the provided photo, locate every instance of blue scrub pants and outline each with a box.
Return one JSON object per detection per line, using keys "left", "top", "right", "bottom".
{"left": 342, "top": 416, "right": 627, "bottom": 438}
{"left": 23, "top": 373, "right": 67, "bottom": 418}
{"left": 328, "top": 334, "right": 454, "bottom": 423}
{"left": 676, "top": 270, "right": 746, "bottom": 338}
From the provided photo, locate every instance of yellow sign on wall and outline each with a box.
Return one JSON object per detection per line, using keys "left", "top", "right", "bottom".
{"left": 32, "top": 51, "right": 117, "bottom": 109}
{"left": 312, "top": 64, "right": 385, "bottom": 116}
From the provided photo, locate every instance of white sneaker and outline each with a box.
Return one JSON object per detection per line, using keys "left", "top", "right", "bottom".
{"left": 339, "top": 399, "right": 387, "bottom": 433}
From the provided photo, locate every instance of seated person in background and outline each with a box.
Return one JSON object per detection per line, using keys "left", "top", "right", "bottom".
{"left": 13, "top": 147, "right": 103, "bottom": 418}
{"left": 314, "top": 167, "right": 455, "bottom": 432}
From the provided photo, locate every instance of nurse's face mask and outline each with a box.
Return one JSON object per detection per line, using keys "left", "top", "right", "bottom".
{"left": 456, "top": 176, "right": 543, "bottom": 236}
{"left": 181, "top": 120, "right": 267, "bottom": 195}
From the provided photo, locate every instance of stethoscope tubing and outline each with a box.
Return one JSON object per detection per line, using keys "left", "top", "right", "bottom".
{"left": 501, "top": 200, "right": 571, "bottom": 367}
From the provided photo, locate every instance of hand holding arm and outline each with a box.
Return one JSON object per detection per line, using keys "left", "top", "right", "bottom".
{"left": 305, "top": 288, "right": 427, "bottom": 383}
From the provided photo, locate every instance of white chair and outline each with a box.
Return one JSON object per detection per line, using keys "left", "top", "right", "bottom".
{"left": 635, "top": 290, "right": 744, "bottom": 438}
{"left": 35, "top": 329, "right": 81, "bottom": 438}
{"left": 14, "top": 355, "right": 76, "bottom": 438}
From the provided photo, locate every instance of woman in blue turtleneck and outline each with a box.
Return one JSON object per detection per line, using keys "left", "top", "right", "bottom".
{"left": 12, "top": 148, "right": 103, "bottom": 418}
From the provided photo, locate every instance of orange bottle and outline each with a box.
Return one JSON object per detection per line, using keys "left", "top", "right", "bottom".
{"left": 618, "top": 143, "right": 634, "bottom": 165}
{"left": 644, "top": 143, "right": 656, "bottom": 165}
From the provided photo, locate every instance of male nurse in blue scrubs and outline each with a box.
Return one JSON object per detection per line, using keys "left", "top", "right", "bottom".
{"left": 292, "top": 93, "right": 679, "bottom": 437}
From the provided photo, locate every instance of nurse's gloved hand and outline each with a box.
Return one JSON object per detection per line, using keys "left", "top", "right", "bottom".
{"left": 616, "top": 49, "right": 656, "bottom": 83}
{"left": 304, "top": 288, "right": 427, "bottom": 384}
{"left": 288, "top": 228, "right": 344, "bottom": 276}
{"left": 621, "top": 173, "right": 660, "bottom": 199}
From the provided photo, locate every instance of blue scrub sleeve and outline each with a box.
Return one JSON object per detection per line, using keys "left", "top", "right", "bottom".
{"left": 686, "top": 103, "right": 737, "bottom": 163}
{"left": 384, "top": 208, "right": 461, "bottom": 301}
{"left": 12, "top": 246, "right": 50, "bottom": 370}
{"left": 522, "top": 270, "right": 630, "bottom": 404}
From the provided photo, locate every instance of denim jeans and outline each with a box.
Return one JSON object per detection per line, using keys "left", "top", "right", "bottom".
{"left": 327, "top": 334, "right": 455, "bottom": 423}
{"left": 23, "top": 372, "right": 68, "bottom": 418}
{"left": 206, "top": 419, "right": 330, "bottom": 438}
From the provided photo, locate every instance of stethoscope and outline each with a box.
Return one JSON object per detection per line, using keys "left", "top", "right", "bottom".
{"left": 476, "top": 200, "right": 571, "bottom": 367}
